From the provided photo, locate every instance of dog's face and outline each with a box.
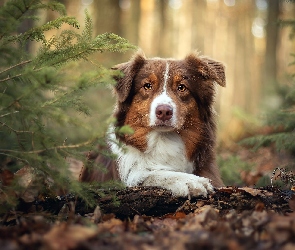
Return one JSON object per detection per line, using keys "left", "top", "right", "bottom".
{"left": 132, "top": 60, "right": 198, "bottom": 131}
{"left": 112, "top": 51, "right": 226, "bottom": 156}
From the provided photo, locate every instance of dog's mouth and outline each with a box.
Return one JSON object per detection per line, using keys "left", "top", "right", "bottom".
{"left": 151, "top": 122, "right": 175, "bottom": 132}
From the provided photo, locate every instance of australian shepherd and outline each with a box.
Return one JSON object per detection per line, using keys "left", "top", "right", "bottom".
{"left": 82, "top": 51, "right": 226, "bottom": 197}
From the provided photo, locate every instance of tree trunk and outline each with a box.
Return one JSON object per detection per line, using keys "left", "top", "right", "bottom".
{"left": 263, "top": 0, "right": 279, "bottom": 88}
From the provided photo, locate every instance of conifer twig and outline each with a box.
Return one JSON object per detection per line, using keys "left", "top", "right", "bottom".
{"left": 0, "top": 121, "right": 33, "bottom": 134}
{"left": 0, "top": 139, "right": 95, "bottom": 154}
{"left": 0, "top": 153, "right": 30, "bottom": 165}
{"left": 0, "top": 66, "right": 42, "bottom": 83}
{"left": 0, "top": 73, "right": 24, "bottom": 83}
{"left": 0, "top": 111, "right": 19, "bottom": 118}
{"left": 0, "top": 60, "right": 32, "bottom": 76}
{"left": 0, "top": 121, "right": 33, "bottom": 151}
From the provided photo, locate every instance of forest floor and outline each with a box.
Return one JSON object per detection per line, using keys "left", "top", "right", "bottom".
{"left": 1, "top": 146, "right": 295, "bottom": 250}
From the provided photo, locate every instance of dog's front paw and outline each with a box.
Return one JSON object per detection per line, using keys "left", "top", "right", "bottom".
{"left": 143, "top": 172, "right": 214, "bottom": 197}
{"left": 185, "top": 175, "right": 214, "bottom": 197}
{"left": 171, "top": 174, "right": 213, "bottom": 197}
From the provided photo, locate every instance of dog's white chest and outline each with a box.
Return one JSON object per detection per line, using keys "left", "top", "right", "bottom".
{"left": 109, "top": 130, "right": 194, "bottom": 186}
{"left": 145, "top": 131, "right": 193, "bottom": 173}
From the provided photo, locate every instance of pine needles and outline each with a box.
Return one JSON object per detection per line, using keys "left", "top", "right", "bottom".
{"left": 240, "top": 81, "right": 295, "bottom": 154}
{"left": 0, "top": 0, "right": 135, "bottom": 212}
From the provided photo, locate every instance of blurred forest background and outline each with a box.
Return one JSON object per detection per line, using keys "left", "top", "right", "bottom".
{"left": 38, "top": 0, "right": 295, "bottom": 145}
{"left": 1, "top": 0, "right": 295, "bottom": 187}
{"left": 1, "top": 1, "right": 295, "bottom": 245}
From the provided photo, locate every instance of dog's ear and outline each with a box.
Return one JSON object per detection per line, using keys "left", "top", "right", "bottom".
{"left": 111, "top": 50, "right": 146, "bottom": 102}
{"left": 185, "top": 53, "right": 226, "bottom": 87}
{"left": 200, "top": 57, "right": 226, "bottom": 87}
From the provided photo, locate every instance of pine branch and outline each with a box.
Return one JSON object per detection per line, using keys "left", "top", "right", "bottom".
{"left": 0, "top": 121, "right": 33, "bottom": 134}
{"left": 0, "top": 152, "right": 29, "bottom": 165}
{"left": 40, "top": 92, "right": 69, "bottom": 108}
{"left": 0, "top": 0, "right": 38, "bottom": 39}
{"left": 0, "top": 60, "right": 32, "bottom": 76}
{"left": 0, "top": 83, "right": 40, "bottom": 111}
{"left": 34, "top": 32, "right": 135, "bottom": 69}
{"left": 0, "top": 120, "right": 34, "bottom": 151}
{"left": 0, "top": 72, "right": 25, "bottom": 83}
{"left": 31, "top": 1, "right": 66, "bottom": 16}
{"left": 0, "top": 138, "right": 95, "bottom": 154}
{"left": 0, "top": 1, "right": 135, "bottom": 212}
{"left": 0, "top": 111, "right": 19, "bottom": 118}
{"left": 0, "top": 0, "right": 67, "bottom": 40}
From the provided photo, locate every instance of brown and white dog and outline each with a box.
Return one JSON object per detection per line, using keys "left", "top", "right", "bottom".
{"left": 99, "top": 50, "right": 226, "bottom": 197}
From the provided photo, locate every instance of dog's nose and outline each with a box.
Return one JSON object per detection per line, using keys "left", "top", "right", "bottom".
{"left": 156, "top": 104, "right": 173, "bottom": 121}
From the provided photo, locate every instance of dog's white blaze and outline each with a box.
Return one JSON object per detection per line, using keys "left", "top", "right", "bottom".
{"left": 163, "top": 62, "right": 169, "bottom": 91}
{"left": 149, "top": 62, "right": 177, "bottom": 126}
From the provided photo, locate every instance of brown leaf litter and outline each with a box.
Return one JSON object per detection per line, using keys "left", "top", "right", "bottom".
{"left": 0, "top": 186, "right": 295, "bottom": 250}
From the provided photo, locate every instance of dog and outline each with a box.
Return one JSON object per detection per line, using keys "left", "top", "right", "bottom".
{"left": 82, "top": 51, "right": 225, "bottom": 197}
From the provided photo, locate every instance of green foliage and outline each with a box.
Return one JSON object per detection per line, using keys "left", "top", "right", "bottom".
{"left": 218, "top": 155, "right": 252, "bottom": 186}
{"left": 0, "top": 0, "right": 135, "bottom": 212}
{"left": 240, "top": 82, "right": 295, "bottom": 154}
{"left": 116, "top": 125, "right": 134, "bottom": 136}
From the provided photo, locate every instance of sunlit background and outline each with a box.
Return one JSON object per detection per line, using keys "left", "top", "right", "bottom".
{"left": 38, "top": 0, "right": 295, "bottom": 147}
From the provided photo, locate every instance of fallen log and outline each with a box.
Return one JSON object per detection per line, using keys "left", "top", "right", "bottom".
{"left": 27, "top": 186, "right": 294, "bottom": 219}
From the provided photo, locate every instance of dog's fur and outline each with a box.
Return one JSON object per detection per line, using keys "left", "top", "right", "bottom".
{"left": 82, "top": 51, "right": 225, "bottom": 197}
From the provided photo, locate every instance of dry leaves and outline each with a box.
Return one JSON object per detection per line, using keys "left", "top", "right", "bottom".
{"left": 0, "top": 182, "right": 294, "bottom": 250}
{"left": 1, "top": 186, "right": 295, "bottom": 250}
{"left": 43, "top": 223, "right": 97, "bottom": 250}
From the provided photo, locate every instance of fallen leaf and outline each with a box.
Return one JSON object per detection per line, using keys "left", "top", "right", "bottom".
{"left": 97, "top": 218, "right": 124, "bottom": 234}
{"left": 163, "top": 212, "right": 186, "bottom": 219}
{"left": 66, "top": 157, "right": 84, "bottom": 181}
{"left": 181, "top": 206, "right": 219, "bottom": 232}
{"left": 267, "top": 214, "right": 294, "bottom": 245}
{"left": 254, "top": 202, "right": 265, "bottom": 212}
{"left": 92, "top": 205, "right": 102, "bottom": 223}
{"left": 149, "top": 217, "right": 179, "bottom": 232}
{"left": 0, "top": 169, "right": 14, "bottom": 186}
{"left": 240, "top": 187, "right": 262, "bottom": 196}
{"left": 15, "top": 166, "right": 38, "bottom": 202}
{"left": 288, "top": 194, "right": 295, "bottom": 211}
{"left": 43, "top": 223, "right": 97, "bottom": 250}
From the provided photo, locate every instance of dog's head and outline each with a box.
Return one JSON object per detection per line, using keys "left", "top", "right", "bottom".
{"left": 112, "top": 51, "right": 226, "bottom": 153}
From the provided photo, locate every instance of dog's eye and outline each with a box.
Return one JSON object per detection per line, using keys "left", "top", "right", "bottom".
{"left": 143, "top": 83, "right": 152, "bottom": 90}
{"left": 177, "top": 84, "right": 187, "bottom": 92}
